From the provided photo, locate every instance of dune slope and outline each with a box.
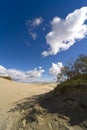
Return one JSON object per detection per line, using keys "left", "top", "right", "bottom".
{"left": 0, "top": 77, "right": 56, "bottom": 130}
{"left": 1, "top": 75, "right": 87, "bottom": 130}
{"left": 8, "top": 74, "right": 87, "bottom": 130}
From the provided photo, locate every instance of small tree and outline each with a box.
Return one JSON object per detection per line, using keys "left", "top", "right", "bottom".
{"left": 73, "top": 54, "right": 87, "bottom": 74}
{"left": 57, "top": 54, "right": 87, "bottom": 82}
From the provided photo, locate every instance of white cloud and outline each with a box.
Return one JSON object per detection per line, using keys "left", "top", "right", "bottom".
{"left": 32, "top": 17, "right": 43, "bottom": 27}
{"left": 0, "top": 65, "right": 45, "bottom": 82}
{"left": 25, "top": 67, "right": 45, "bottom": 78}
{"left": 49, "top": 62, "right": 63, "bottom": 76}
{"left": 26, "top": 17, "right": 43, "bottom": 40}
{"left": 42, "top": 6, "right": 87, "bottom": 57}
{"left": 0, "top": 65, "right": 7, "bottom": 76}
{"left": 7, "top": 69, "right": 26, "bottom": 82}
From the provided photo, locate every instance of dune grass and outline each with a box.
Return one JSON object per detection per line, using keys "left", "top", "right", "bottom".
{"left": 59, "top": 74, "right": 87, "bottom": 86}
{"left": 54, "top": 74, "right": 87, "bottom": 95}
{"left": 0, "top": 76, "right": 12, "bottom": 81}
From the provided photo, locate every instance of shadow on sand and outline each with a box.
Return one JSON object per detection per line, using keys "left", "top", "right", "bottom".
{"left": 9, "top": 91, "right": 87, "bottom": 127}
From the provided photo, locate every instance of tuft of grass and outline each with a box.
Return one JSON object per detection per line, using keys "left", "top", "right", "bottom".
{"left": 59, "top": 74, "right": 87, "bottom": 86}
{"left": 54, "top": 74, "right": 87, "bottom": 96}
{"left": 0, "top": 76, "right": 12, "bottom": 81}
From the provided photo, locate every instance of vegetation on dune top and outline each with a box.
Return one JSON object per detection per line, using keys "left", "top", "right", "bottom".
{"left": 55, "top": 74, "right": 87, "bottom": 93}
{"left": 57, "top": 54, "right": 87, "bottom": 83}
{"left": 55, "top": 54, "right": 87, "bottom": 95}
{"left": 0, "top": 76, "right": 12, "bottom": 81}
{"left": 58, "top": 74, "right": 87, "bottom": 87}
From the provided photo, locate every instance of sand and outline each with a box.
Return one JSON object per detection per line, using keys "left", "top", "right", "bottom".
{"left": 1, "top": 77, "right": 87, "bottom": 130}
{"left": 0, "top": 78, "right": 56, "bottom": 108}
{"left": 0, "top": 78, "right": 56, "bottom": 130}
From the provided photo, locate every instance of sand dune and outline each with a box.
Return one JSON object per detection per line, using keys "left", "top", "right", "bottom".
{"left": 0, "top": 76, "right": 87, "bottom": 130}
{"left": 0, "top": 77, "right": 56, "bottom": 130}
{"left": 34, "top": 75, "right": 87, "bottom": 130}
{"left": 0, "top": 78, "right": 56, "bottom": 108}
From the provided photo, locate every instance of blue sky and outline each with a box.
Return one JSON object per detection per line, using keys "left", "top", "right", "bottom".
{"left": 0, "top": 0, "right": 87, "bottom": 82}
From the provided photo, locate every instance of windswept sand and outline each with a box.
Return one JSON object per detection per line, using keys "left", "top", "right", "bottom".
{"left": 0, "top": 78, "right": 56, "bottom": 130}
{"left": 1, "top": 78, "right": 87, "bottom": 130}
{"left": 0, "top": 78, "right": 56, "bottom": 109}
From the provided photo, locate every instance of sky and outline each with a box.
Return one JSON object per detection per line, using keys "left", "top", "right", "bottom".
{"left": 0, "top": 0, "right": 87, "bottom": 82}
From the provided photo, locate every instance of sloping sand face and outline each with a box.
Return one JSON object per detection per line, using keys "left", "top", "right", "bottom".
{"left": 1, "top": 78, "right": 87, "bottom": 130}
{"left": 0, "top": 78, "right": 56, "bottom": 109}
{"left": 0, "top": 78, "right": 56, "bottom": 130}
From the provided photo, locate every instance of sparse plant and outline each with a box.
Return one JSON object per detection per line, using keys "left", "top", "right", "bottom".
{"left": 57, "top": 54, "right": 87, "bottom": 82}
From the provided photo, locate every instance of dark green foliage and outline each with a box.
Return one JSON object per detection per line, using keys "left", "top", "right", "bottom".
{"left": 57, "top": 54, "right": 87, "bottom": 82}
{"left": 73, "top": 54, "right": 87, "bottom": 74}
{"left": 58, "top": 74, "right": 87, "bottom": 87}
{"left": 55, "top": 74, "right": 87, "bottom": 96}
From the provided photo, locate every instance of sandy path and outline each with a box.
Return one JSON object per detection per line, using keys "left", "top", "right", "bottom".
{"left": 0, "top": 78, "right": 56, "bottom": 130}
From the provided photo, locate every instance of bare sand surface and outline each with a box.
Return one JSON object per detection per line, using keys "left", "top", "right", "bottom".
{"left": 0, "top": 78, "right": 56, "bottom": 130}
{"left": 1, "top": 78, "right": 87, "bottom": 130}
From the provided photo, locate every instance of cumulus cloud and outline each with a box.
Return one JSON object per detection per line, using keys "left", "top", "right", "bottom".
{"left": 26, "top": 17, "right": 43, "bottom": 40}
{"left": 7, "top": 69, "right": 26, "bottom": 82}
{"left": 49, "top": 62, "right": 63, "bottom": 76}
{"left": 25, "top": 67, "right": 45, "bottom": 78}
{"left": 0, "top": 65, "right": 8, "bottom": 76}
{"left": 42, "top": 6, "right": 87, "bottom": 57}
{"left": 0, "top": 65, "right": 45, "bottom": 82}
